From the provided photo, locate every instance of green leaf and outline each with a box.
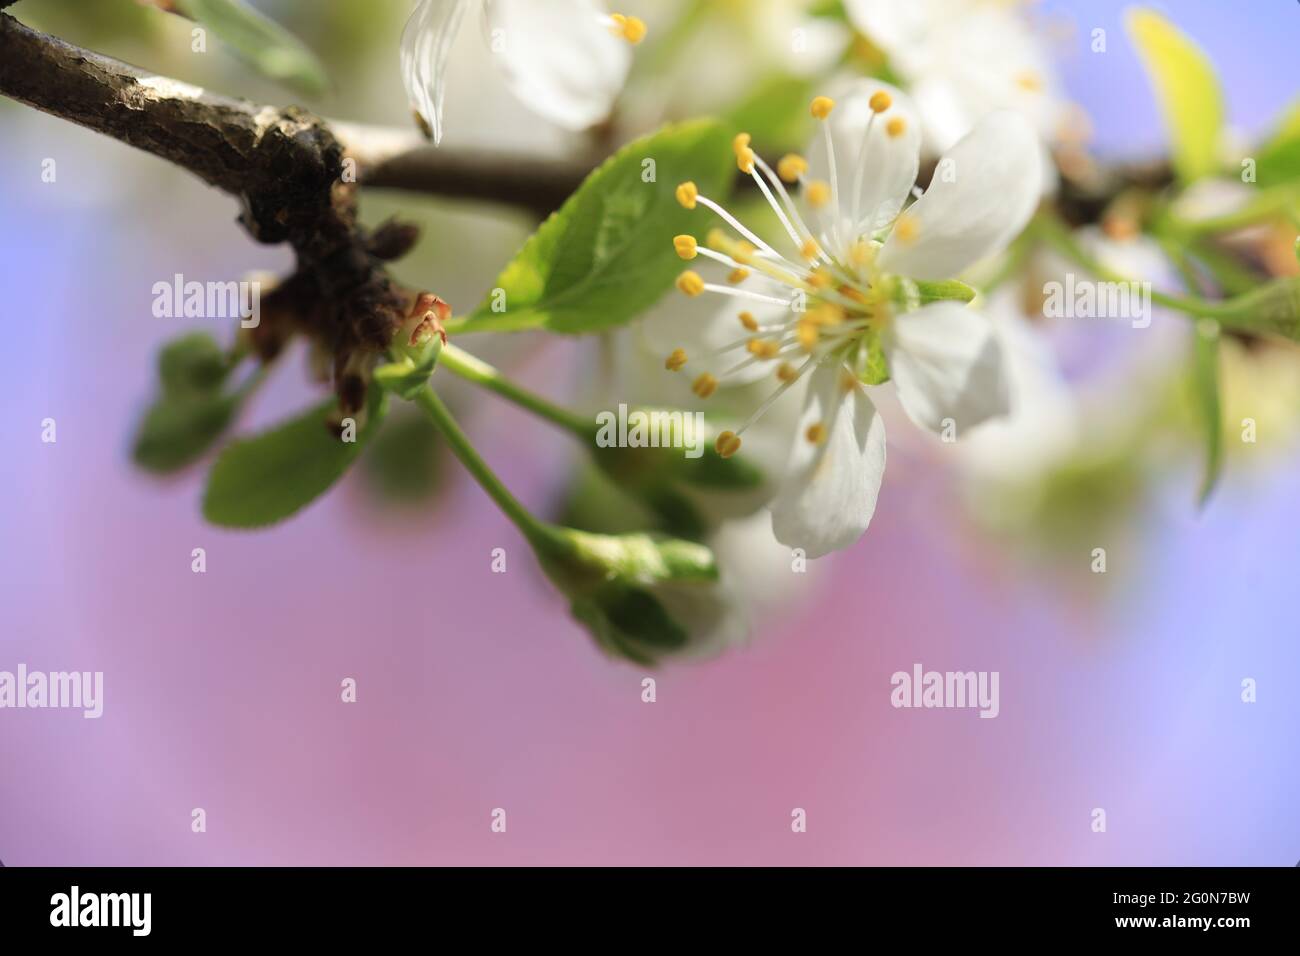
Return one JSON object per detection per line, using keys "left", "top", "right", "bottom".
{"left": 158, "top": 332, "right": 231, "bottom": 397}
{"left": 725, "top": 73, "right": 816, "bottom": 151}
{"left": 133, "top": 390, "right": 243, "bottom": 474}
{"left": 462, "top": 120, "right": 734, "bottom": 334}
{"left": 203, "top": 390, "right": 387, "bottom": 528}
{"left": 1125, "top": 8, "right": 1224, "bottom": 184}
{"left": 374, "top": 336, "right": 443, "bottom": 400}
{"left": 1254, "top": 99, "right": 1300, "bottom": 186}
{"left": 1191, "top": 320, "right": 1223, "bottom": 506}
{"left": 133, "top": 331, "right": 248, "bottom": 474}
{"left": 179, "top": 0, "right": 329, "bottom": 97}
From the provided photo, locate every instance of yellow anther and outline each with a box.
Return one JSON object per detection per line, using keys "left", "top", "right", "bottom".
{"left": 777, "top": 154, "right": 809, "bottom": 183}
{"left": 800, "top": 237, "right": 821, "bottom": 260}
{"left": 738, "top": 311, "right": 759, "bottom": 332}
{"left": 673, "top": 234, "right": 698, "bottom": 260}
{"left": 665, "top": 348, "right": 688, "bottom": 372}
{"left": 893, "top": 213, "right": 920, "bottom": 244}
{"left": 732, "top": 241, "right": 756, "bottom": 265}
{"left": 838, "top": 284, "right": 868, "bottom": 306}
{"left": 806, "top": 180, "right": 831, "bottom": 208}
{"left": 805, "top": 422, "right": 828, "bottom": 445}
{"left": 869, "top": 90, "right": 893, "bottom": 113}
{"left": 796, "top": 319, "right": 820, "bottom": 352}
{"left": 807, "top": 267, "right": 832, "bottom": 290}
{"left": 728, "top": 267, "right": 750, "bottom": 284}
{"left": 840, "top": 369, "right": 858, "bottom": 393}
{"left": 609, "top": 13, "right": 647, "bottom": 44}
{"left": 886, "top": 116, "right": 907, "bottom": 138}
{"left": 715, "top": 430, "right": 742, "bottom": 458}
{"left": 746, "top": 338, "right": 780, "bottom": 360}
{"left": 810, "top": 302, "right": 846, "bottom": 326}
{"left": 849, "top": 240, "right": 873, "bottom": 267}
{"left": 732, "top": 132, "right": 752, "bottom": 155}
{"left": 776, "top": 362, "right": 799, "bottom": 383}
{"left": 736, "top": 146, "right": 756, "bottom": 174}
{"left": 676, "top": 271, "right": 705, "bottom": 297}
{"left": 676, "top": 181, "right": 698, "bottom": 209}
{"left": 692, "top": 373, "right": 719, "bottom": 399}
{"left": 810, "top": 96, "right": 835, "bottom": 120}
{"left": 1016, "top": 71, "right": 1042, "bottom": 92}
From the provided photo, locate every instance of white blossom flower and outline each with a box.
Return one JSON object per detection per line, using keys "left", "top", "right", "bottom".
{"left": 844, "top": 0, "right": 1066, "bottom": 156}
{"left": 663, "top": 81, "right": 1042, "bottom": 556}
{"left": 400, "top": 0, "right": 646, "bottom": 143}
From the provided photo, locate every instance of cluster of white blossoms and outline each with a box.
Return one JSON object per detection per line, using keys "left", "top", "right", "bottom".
{"left": 400, "top": 0, "right": 646, "bottom": 143}
{"left": 844, "top": 0, "right": 1066, "bottom": 155}
{"left": 664, "top": 82, "right": 1043, "bottom": 557}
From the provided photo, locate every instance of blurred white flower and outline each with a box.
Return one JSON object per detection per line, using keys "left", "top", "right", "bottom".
{"left": 666, "top": 82, "right": 1042, "bottom": 556}
{"left": 401, "top": 0, "right": 645, "bottom": 143}
{"left": 844, "top": 0, "right": 1066, "bottom": 159}
{"left": 956, "top": 291, "right": 1079, "bottom": 484}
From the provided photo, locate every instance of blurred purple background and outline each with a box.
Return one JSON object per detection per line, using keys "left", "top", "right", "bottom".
{"left": 1, "top": 0, "right": 1298, "bottom": 865}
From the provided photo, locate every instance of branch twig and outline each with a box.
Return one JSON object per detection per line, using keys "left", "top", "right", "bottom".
{"left": 0, "top": 10, "right": 408, "bottom": 406}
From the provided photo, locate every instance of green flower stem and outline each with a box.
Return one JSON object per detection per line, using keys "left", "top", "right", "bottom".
{"left": 1034, "top": 211, "right": 1220, "bottom": 319}
{"left": 1163, "top": 185, "right": 1300, "bottom": 238}
{"left": 412, "top": 384, "right": 555, "bottom": 548}
{"left": 438, "top": 343, "right": 592, "bottom": 437}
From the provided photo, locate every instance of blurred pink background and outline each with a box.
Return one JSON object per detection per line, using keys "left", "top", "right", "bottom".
{"left": 1, "top": 0, "right": 1298, "bottom": 865}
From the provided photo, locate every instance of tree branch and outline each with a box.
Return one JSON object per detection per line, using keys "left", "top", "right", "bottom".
{"left": 333, "top": 122, "right": 593, "bottom": 219}
{"left": 0, "top": 10, "right": 409, "bottom": 408}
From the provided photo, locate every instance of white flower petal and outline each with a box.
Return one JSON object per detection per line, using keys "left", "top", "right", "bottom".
{"left": 884, "top": 301, "right": 1012, "bottom": 434}
{"left": 842, "top": 0, "right": 956, "bottom": 60}
{"left": 771, "top": 361, "right": 886, "bottom": 558}
{"left": 400, "top": 0, "right": 472, "bottom": 145}
{"left": 481, "top": 0, "right": 631, "bottom": 131}
{"left": 805, "top": 79, "right": 922, "bottom": 242}
{"left": 877, "top": 110, "right": 1042, "bottom": 280}
{"left": 957, "top": 294, "right": 1078, "bottom": 482}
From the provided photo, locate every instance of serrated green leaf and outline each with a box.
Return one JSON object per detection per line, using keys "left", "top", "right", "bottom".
{"left": 1191, "top": 320, "right": 1223, "bottom": 506}
{"left": 1125, "top": 8, "right": 1224, "bottom": 184}
{"left": 462, "top": 120, "right": 734, "bottom": 334}
{"left": 203, "top": 390, "right": 387, "bottom": 528}
{"left": 133, "top": 390, "right": 243, "bottom": 474}
{"left": 180, "top": 0, "right": 329, "bottom": 97}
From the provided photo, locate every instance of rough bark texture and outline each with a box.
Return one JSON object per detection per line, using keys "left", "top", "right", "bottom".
{"left": 0, "top": 10, "right": 407, "bottom": 402}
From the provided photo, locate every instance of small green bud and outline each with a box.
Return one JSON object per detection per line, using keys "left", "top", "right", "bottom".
{"left": 531, "top": 526, "right": 728, "bottom": 665}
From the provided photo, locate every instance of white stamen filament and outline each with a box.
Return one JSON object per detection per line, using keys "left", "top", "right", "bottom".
{"left": 849, "top": 111, "right": 879, "bottom": 237}
{"left": 695, "top": 195, "right": 787, "bottom": 264}
{"left": 701, "top": 283, "right": 793, "bottom": 307}
{"left": 734, "top": 354, "right": 822, "bottom": 436}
